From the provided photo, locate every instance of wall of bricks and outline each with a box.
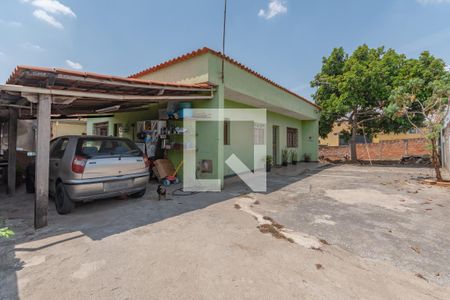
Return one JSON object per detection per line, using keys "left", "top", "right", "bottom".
{"left": 319, "top": 138, "right": 430, "bottom": 161}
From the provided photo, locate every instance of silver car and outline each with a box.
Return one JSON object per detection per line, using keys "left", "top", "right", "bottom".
{"left": 49, "top": 136, "right": 149, "bottom": 214}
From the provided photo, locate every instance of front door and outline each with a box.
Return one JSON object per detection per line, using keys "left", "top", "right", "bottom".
{"left": 272, "top": 126, "right": 279, "bottom": 166}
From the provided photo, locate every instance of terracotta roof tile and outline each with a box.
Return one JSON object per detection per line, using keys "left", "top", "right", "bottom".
{"left": 129, "top": 47, "right": 320, "bottom": 109}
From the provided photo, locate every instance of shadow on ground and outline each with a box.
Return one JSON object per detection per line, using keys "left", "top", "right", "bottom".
{"left": 0, "top": 163, "right": 331, "bottom": 299}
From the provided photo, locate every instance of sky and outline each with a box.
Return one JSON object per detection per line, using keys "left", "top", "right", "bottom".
{"left": 1, "top": 0, "right": 450, "bottom": 100}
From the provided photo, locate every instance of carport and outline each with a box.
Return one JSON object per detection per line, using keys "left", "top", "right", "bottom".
{"left": 0, "top": 66, "right": 214, "bottom": 229}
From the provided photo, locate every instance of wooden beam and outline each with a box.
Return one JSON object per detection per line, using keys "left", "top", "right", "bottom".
{"left": 35, "top": 94, "right": 51, "bottom": 229}
{"left": 0, "top": 84, "right": 214, "bottom": 102}
{"left": 7, "top": 108, "right": 17, "bottom": 195}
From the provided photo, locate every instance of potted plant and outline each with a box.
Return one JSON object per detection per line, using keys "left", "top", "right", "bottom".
{"left": 281, "top": 149, "right": 289, "bottom": 166}
{"left": 291, "top": 150, "right": 298, "bottom": 165}
{"left": 304, "top": 153, "right": 311, "bottom": 162}
{"left": 266, "top": 155, "right": 273, "bottom": 172}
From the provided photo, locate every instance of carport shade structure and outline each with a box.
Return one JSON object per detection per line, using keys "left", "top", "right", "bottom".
{"left": 0, "top": 66, "right": 215, "bottom": 229}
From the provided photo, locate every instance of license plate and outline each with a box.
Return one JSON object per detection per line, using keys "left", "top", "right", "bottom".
{"left": 104, "top": 179, "right": 132, "bottom": 192}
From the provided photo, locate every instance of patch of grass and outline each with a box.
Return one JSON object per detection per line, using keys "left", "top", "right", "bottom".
{"left": 253, "top": 200, "right": 260, "bottom": 205}
{"left": 234, "top": 204, "right": 241, "bottom": 209}
{"left": 315, "top": 264, "right": 323, "bottom": 270}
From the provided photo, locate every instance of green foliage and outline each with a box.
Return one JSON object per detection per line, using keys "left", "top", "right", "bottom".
{"left": 0, "top": 227, "right": 14, "bottom": 238}
{"left": 0, "top": 218, "right": 14, "bottom": 238}
{"left": 389, "top": 54, "right": 449, "bottom": 180}
{"left": 311, "top": 45, "right": 412, "bottom": 139}
{"left": 266, "top": 155, "right": 273, "bottom": 166}
{"left": 281, "top": 149, "right": 289, "bottom": 163}
{"left": 290, "top": 150, "right": 298, "bottom": 162}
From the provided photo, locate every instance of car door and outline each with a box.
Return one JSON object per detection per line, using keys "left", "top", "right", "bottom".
{"left": 49, "top": 138, "right": 69, "bottom": 195}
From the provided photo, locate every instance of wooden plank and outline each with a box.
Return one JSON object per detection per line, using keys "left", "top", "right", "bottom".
{"left": 7, "top": 108, "right": 17, "bottom": 195}
{"left": 0, "top": 84, "right": 214, "bottom": 101}
{"left": 35, "top": 94, "right": 51, "bottom": 229}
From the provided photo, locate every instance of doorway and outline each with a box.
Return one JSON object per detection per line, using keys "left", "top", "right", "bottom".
{"left": 94, "top": 122, "right": 108, "bottom": 136}
{"left": 272, "top": 125, "right": 279, "bottom": 166}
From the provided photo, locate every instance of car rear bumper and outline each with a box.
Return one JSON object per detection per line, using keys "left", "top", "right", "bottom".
{"left": 63, "top": 172, "right": 149, "bottom": 202}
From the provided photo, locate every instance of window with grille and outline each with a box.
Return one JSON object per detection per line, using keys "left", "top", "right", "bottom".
{"left": 286, "top": 127, "right": 298, "bottom": 148}
{"left": 254, "top": 123, "right": 265, "bottom": 145}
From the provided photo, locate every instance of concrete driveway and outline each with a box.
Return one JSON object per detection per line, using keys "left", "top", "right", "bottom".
{"left": 1, "top": 164, "right": 450, "bottom": 299}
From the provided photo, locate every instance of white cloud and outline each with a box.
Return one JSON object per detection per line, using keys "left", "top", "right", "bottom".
{"left": 417, "top": 0, "right": 450, "bottom": 5}
{"left": 0, "top": 19, "right": 23, "bottom": 27}
{"left": 65, "top": 59, "right": 83, "bottom": 70}
{"left": 258, "top": 0, "right": 287, "bottom": 20}
{"left": 21, "top": 42, "right": 44, "bottom": 51}
{"left": 33, "top": 9, "right": 63, "bottom": 28}
{"left": 22, "top": 0, "right": 76, "bottom": 17}
{"left": 22, "top": 0, "right": 75, "bottom": 29}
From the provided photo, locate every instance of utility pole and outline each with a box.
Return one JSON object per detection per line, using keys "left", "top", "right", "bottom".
{"left": 221, "top": 0, "right": 228, "bottom": 83}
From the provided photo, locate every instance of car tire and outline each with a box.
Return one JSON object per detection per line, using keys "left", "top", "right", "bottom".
{"left": 129, "top": 188, "right": 146, "bottom": 198}
{"left": 55, "top": 182, "right": 75, "bottom": 214}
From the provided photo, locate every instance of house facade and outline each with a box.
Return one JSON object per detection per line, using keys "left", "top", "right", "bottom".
{"left": 86, "top": 48, "right": 320, "bottom": 186}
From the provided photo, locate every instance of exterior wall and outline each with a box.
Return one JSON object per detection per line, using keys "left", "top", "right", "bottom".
{"left": 373, "top": 131, "right": 423, "bottom": 143}
{"left": 320, "top": 138, "right": 430, "bottom": 161}
{"left": 136, "top": 54, "right": 209, "bottom": 85}
{"left": 320, "top": 122, "right": 426, "bottom": 146}
{"left": 51, "top": 120, "right": 86, "bottom": 138}
{"left": 319, "top": 122, "right": 347, "bottom": 146}
{"left": 209, "top": 54, "right": 318, "bottom": 120}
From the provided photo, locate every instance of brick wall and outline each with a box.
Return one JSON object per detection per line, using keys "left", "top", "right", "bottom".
{"left": 319, "top": 138, "right": 430, "bottom": 161}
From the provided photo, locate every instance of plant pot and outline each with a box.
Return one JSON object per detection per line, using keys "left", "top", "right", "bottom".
{"left": 282, "top": 162, "right": 288, "bottom": 167}
{"left": 266, "top": 165, "right": 272, "bottom": 172}
{"left": 292, "top": 160, "right": 297, "bottom": 165}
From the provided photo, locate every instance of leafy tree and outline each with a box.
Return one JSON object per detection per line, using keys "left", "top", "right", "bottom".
{"left": 389, "top": 53, "right": 449, "bottom": 181}
{"left": 311, "top": 45, "right": 413, "bottom": 161}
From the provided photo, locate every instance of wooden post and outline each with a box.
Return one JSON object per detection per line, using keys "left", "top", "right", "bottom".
{"left": 7, "top": 108, "right": 18, "bottom": 195}
{"left": 35, "top": 94, "right": 51, "bottom": 229}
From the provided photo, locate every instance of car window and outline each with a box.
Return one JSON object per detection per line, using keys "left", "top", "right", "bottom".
{"left": 77, "top": 138, "right": 141, "bottom": 158}
{"left": 50, "top": 138, "right": 69, "bottom": 159}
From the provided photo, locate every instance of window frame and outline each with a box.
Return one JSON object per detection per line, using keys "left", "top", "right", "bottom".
{"left": 286, "top": 127, "right": 298, "bottom": 148}
{"left": 224, "top": 119, "right": 231, "bottom": 145}
{"left": 50, "top": 138, "right": 69, "bottom": 159}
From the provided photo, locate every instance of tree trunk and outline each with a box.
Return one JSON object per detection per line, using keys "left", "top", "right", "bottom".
{"left": 350, "top": 119, "right": 358, "bottom": 162}
{"left": 430, "top": 138, "right": 442, "bottom": 182}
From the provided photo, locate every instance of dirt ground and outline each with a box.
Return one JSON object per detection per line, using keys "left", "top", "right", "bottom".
{"left": 1, "top": 164, "right": 450, "bottom": 299}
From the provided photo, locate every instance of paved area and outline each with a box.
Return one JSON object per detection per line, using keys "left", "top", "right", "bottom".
{"left": 1, "top": 164, "right": 450, "bottom": 299}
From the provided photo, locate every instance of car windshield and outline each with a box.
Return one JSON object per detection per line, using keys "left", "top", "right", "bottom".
{"left": 76, "top": 138, "right": 142, "bottom": 158}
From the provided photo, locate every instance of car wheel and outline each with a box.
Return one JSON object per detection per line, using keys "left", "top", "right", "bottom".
{"left": 55, "top": 182, "right": 75, "bottom": 214}
{"left": 129, "top": 188, "right": 146, "bottom": 198}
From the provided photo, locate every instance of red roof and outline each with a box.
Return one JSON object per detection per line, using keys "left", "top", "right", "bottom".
{"left": 129, "top": 47, "right": 319, "bottom": 109}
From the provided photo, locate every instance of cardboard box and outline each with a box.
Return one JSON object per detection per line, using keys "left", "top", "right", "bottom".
{"left": 154, "top": 159, "right": 176, "bottom": 179}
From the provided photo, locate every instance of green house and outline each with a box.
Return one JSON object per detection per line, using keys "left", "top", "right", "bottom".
{"left": 86, "top": 47, "right": 320, "bottom": 187}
